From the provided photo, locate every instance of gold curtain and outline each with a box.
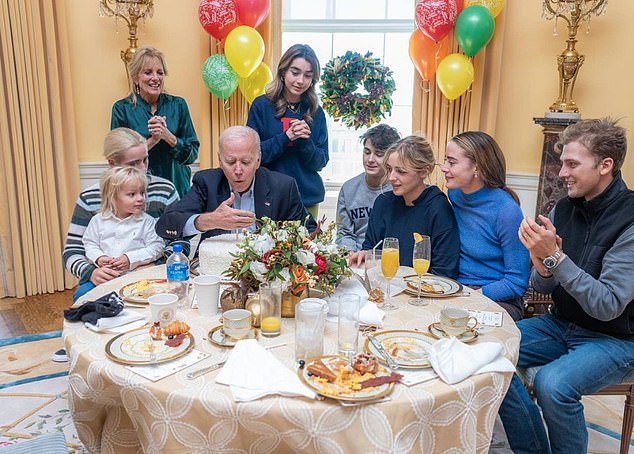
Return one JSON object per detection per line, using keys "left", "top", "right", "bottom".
{"left": 208, "top": 0, "right": 283, "bottom": 166}
{"left": 0, "top": 0, "right": 79, "bottom": 297}
{"left": 412, "top": 7, "right": 507, "bottom": 186}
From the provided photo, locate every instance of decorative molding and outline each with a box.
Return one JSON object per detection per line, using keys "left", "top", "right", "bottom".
{"left": 78, "top": 162, "right": 201, "bottom": 191}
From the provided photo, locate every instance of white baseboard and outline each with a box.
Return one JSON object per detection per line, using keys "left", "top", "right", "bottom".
{"left": 79, "top": 164, "right": 539, "bottom": 220}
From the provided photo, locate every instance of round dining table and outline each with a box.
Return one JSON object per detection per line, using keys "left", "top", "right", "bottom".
{"left": 63, "top": 265, "right": 520, "bottom": 453}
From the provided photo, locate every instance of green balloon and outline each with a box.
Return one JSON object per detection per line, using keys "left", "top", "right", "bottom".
{"left": 455, "top": 5, "right": 495, "bottom": 57}
{"left": 202, "top": 54, "right": 238, "bottom": 100}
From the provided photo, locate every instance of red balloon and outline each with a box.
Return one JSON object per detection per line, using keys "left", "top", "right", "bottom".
{"left": 415, "top": 0, "right": 464, "bottom": 42}
{"left": 199, "top": 0, "right": 239, "bottom": 41}
{"left": 235, "top": 0, "right": 270, "bottom": 28}
{"left": 409, "top": 30, "right": 450, "bottom": 81}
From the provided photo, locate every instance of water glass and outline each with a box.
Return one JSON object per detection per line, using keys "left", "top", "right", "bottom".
{"left": 337, "top": 293, "right": 361, "bottom": 358}
{"left": 259, "top": 281, "right": 282, "bottom": 337}
{"left": 295, "top": 298, "right": 328, "bottom": 361}
{"left": 193, "top": 275, "right": 220, "bottom": 316}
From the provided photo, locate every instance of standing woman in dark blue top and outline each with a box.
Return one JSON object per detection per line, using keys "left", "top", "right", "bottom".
{"left": 246, "top": 44, "right": 329, "bottom": 218}
{"left": 349, "top": 135, "right": 460, "bottom": 279}
{"left": 111, "top": 46, "right": 200, "bottom": 198}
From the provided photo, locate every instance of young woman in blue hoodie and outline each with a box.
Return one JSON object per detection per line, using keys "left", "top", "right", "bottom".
{"left": 349, "top": 135, "right": 460, "bottom": 279}
{"left": 246, "top": 44, "right": 328, "bottom": 219}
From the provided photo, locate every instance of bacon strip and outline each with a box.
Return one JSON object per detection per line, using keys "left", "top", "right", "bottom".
{"left": 360, "top": 372, "right": 403, "bottom": 388}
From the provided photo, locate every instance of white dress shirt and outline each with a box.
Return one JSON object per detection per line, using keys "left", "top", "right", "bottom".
{"left": 83, "top": 212, "right": 164, "bottom": 270}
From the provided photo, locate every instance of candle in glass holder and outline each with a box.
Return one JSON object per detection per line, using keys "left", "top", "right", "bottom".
{"left": 259, "top": 282, "right": 282, "bottom": 337}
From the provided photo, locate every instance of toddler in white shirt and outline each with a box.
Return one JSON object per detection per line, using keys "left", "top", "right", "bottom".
{"left": 83, "top": 166, "right": 164, "bottom": 274}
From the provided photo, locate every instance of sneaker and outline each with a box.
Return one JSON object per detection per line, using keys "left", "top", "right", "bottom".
{"left": 51, "top": 348, "right": 68, "bottom": 363}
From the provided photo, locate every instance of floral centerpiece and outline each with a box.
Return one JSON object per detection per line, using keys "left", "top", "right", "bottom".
{"left": 224, "top": 217, "right": 351, "bottom": 314}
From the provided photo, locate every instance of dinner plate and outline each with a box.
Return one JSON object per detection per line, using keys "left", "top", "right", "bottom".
{"left": 428, "top": 322, "right": 479, "bottom": 343}
{"left": 208, "top": 325, "right": 258, "bottom": 347}
{"left": 402, "top": 274, "right": 463, "bottom": 298}
{"left": 119, "top": 279, "right": 170, "bottom": 304}
{"left": 105, "top": 327, "right": 195, "bottom": 365}
{"left": 364, "top": 330, "right": 433, "bottom": 369}
{"left": 297, "top": 355, "right": 395, "bottom": 402}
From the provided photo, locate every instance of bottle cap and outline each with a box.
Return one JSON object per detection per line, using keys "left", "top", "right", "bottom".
{"left": 173, "top": 244, "right": 183, "bottom": 253}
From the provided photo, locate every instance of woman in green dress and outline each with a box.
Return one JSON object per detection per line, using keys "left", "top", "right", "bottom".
{"left": 111, "top": 46, "right": 199, "bottom": 197}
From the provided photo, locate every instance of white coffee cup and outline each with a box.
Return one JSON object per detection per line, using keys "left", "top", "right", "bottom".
{"left": 439, "top": 306, "right": 478, "bottom": 337}
{"left": 148, "top": 293, "right": 179, "bottom": 327}
{"left": 193, "top": 275, "right": 221, "bottom": 316}
{"left": 222, "top": 308, "right": 253, "bottom": 340}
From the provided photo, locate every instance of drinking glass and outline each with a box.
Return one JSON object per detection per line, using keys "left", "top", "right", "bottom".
{"left": 380, "top": 237, "right": 400, "bottom": 311}
{"left": 409, "top": 235, "right": 431, "bottom": 306}
{"left": 337, "top": 294, "right": 361, "bottom": 358}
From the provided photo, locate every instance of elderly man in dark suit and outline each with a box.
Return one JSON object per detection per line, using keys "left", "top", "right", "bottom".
{"left": 156, "top": 125, "right": 314, "bottom": 252}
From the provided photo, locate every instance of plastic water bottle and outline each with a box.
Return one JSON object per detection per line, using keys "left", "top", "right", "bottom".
{"left": 166, "top": 244, "right": 189, "bottom": 308}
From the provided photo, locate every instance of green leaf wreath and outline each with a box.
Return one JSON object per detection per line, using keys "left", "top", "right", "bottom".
{"left": 320, "top": 51, "right": 396, "bottom": 130}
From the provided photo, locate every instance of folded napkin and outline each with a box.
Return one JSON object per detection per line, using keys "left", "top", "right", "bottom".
{"left": 64, "top": 291, "right": 124, "bottom": 325}
{"left": 428, "top": 337, "right": 515, "bottom": 385}
{"left": 216, "top": 339, "right": 316, "bottom": 401}
{"left": 330, "top": 277, "right": 385, "bottom": 327}
{"left": 84, "top": 309, "right": 147, "bottom": 333}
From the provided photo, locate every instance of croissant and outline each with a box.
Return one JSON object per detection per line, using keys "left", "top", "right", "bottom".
{"left": 163, "top": 320, "right": 190, "bottom": 337}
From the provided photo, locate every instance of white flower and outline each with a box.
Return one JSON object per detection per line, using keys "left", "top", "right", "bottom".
{"left": 298, "top": 225, "right": 310, "bottom": 237}
{"left": 275, "top": 229, "right": 289, "bottom": 242}
{"left": 278, "top": 268, "right": 290, "bottom": 283}
{"left": 249, "top": 261, "right": 268, "bottom": 281}
{"left": 253, "top": 234, "right": 275, "bottom": 255}
{"left": 296, "top": 249, "right": 315, "bottom": 266}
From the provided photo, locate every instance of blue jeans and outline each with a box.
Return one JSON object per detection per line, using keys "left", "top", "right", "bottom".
{"left": 73, "top": 281, "right": 96, "bottom": 302}
{"left": 498, "top": 314, "right": 634, "bottom": 454}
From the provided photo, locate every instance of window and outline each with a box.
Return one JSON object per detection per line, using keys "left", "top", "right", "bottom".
{"left": 282, "top": 0, "right": 415, "bottom": 186}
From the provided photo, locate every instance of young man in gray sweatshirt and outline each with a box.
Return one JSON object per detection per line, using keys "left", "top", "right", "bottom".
{"left": 336, "top": 124, "right": 400, "bottom": 251}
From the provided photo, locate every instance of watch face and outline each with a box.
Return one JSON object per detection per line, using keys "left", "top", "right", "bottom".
{"left": 543, "top": 257, "right": 557, "bottom": 269}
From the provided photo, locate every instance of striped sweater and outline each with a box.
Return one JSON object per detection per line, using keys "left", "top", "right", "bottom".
{"left": 63, "top": 174, "right": 187, "bottom": 284}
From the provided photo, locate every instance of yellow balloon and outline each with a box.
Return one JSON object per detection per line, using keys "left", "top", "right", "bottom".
{"left": 225, "top": 26, "right": 265, "bottom": 78}
{"left": 238, "top": 62, "right": 272, "bottom": 104}
{"left": 436, "top": 53, "right": 474, "bottom": 101}
{"left": 466, "top": 0, "right": 505, "bottom": 18}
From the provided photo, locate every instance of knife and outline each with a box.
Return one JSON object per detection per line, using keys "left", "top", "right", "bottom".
{"left": 186, "top": 360, "right": 227, "bottom": 379}
{"left": 367, "top": 335, "right": 399, "bottom": 370}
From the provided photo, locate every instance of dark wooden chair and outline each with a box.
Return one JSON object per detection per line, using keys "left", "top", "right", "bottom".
{"left": 520, "top": 288, "right": 634, "bottom": 454}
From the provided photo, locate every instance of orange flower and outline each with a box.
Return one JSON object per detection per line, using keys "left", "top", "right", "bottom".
{"left": 291, "top": 264, "right": 309, "bottom": 284}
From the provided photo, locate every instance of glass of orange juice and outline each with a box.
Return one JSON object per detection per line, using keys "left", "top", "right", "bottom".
{"left": 409, "top": 235, "right": 431, "bottom": 306}
{"left": 380, "top": 237, "right": 400, "bottom": 311}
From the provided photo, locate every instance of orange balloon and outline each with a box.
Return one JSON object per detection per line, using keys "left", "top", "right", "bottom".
{"left": 408, "top": 30, "right": 450, "bottom": 81}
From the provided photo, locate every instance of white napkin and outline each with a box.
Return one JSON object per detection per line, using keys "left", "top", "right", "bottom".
{"left": 215, "top": 339, "right": 316, "bottom": 401}
{"left": 84, "top": 309, "right": 146, "bottom": 333}
{"left": 428, "top": 337, "right": 515, "bottom": 385}
{"left": 330, "top": 276, "right": 385, "bottom": 327}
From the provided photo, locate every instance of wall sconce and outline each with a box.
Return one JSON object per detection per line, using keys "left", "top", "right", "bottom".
{"left": 99, "top": 0, "right": 155, "bottom": 68}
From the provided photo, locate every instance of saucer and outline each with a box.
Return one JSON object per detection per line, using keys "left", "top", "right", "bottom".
{"left": 428, "top": 322, "right": 478, "bottom": 343}
{"left": 208, "top": 325, "right": 257, "bottom": 347}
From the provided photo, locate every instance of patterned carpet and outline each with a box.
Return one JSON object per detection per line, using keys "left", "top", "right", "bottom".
{"left": 0, "top": 331, "right": 87, "bottom": 452}
{"left": 0, "top": 331, "right": 630, "bottom": 453}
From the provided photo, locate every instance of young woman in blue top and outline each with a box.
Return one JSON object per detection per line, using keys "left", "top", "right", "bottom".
{"left": 441, "top": 131, "right": 529, "bottom": 320}
{"left": 111, "top": 46, "right": 199, "bottom": 197}
{"left": 246, "top": 44, "right": 328, "bottom": 218}
{"left": 349, "top": 135, "right": 460, "bottom": 279}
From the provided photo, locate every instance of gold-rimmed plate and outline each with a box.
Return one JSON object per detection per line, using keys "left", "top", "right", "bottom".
{"left": 364, "top": 330, "right": 433, "bottom": 369}
{"left": 119, "top": 279, "right": 170, "bottom": 304}
{"left": 208, "top": 325, "right": 258, "bottom": 347}
{"left": 105, "top": 328, "right": 194, "bottom": 365}
{"left": 402, "top": 274, "right": 463, "bottom": 298}
{"left": 428, "top": 322, "right": 479, "bottom": 343}
{"left": 297, "top": 355, "right": 395, "bottom": 402}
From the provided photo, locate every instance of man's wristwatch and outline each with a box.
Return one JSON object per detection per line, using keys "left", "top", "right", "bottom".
{"left": 542, "top": 249, "right": 563, "bottom": 270}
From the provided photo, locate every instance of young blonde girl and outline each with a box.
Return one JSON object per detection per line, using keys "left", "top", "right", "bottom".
{"left": 76, "top": 166, "right": 164, "bottom": 299}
